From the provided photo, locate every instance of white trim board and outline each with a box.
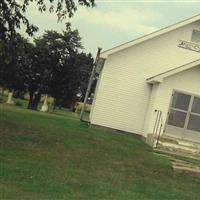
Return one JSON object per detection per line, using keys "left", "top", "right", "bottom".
{"left": 101, "top": 14, "right": 200, "bottom": 58}
{"left": 146, "top": 58, "right": 200, "bottom": 84}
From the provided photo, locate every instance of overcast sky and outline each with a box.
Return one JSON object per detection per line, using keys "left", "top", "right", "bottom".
{"left": 22, "top": 1, "right": 200, "bottom": 56}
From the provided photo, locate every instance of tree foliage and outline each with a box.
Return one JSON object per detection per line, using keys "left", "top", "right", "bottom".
{"left": 0, "top": 0, "right": 95, "bottom": 41}
{"left": 12, "top": 27, "right": 94, "bottom": 110}
{"left": 0, "top": 0, "right": 95, "bottom": 110}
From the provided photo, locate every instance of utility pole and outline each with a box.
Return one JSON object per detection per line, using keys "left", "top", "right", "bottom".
{"left": 80, "top": 47, "right": 102, "bottom": 121}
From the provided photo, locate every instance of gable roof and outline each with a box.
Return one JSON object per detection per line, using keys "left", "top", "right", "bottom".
{"left": 101, "top": 14, "right": 200, "bottom": 58}
{"left": 146, "top": 58, "right": 200, "bottom": 84}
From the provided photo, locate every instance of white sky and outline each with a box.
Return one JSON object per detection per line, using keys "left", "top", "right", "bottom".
{"left": 22, "top": 1, "right": 200, "bottom": 56}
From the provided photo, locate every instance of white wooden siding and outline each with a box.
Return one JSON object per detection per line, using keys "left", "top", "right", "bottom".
{"left": 89, "top": 69, "right": 103, "bottom": 120}
{"left": 146, "top": 65, "right": 200, "bottom": 137}
{"left": 90, "top": 21, "right": 200, "bottom": 136}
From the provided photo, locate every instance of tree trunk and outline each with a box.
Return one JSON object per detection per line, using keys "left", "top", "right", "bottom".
{"left": 52, "top": 98, "right": 57, "bottom": 112}
{"left": 28, "top": 92, "right": 34, "bottom": 109}
{"left": 65, "top": 98, "right": 74, "bottom": 109}
{"left": 1, "top": 87, "right": 4, "bottom": 97}
{"left": 32, "top": 93, "right": 41, "bottom": 110}
{"left": 69, "top": 101, "right": 76, "bottom": 112}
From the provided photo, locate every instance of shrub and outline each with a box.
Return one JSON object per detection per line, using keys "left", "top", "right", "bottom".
{"left": 74, "top": 102, "right": 91, "bottom": 113}
{"left": 15, "top": 101, "right": 22, "bottom": 107}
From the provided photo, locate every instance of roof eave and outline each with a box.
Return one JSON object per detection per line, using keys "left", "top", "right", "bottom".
{"left": 101, "top": 14, "right": 200, "bottom": 58}
{"left": 146, "top": 59, "right": 200, "bottom": 84}
{"left": 146, "top": 78, "right": 163, "bottom": 84}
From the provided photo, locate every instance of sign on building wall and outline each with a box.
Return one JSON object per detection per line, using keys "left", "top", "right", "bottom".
{"left": 178, "top": 40, "right": 200, "bottom": 53}
{"left": 178, "top": 29, "right": 200, "bottom": 53}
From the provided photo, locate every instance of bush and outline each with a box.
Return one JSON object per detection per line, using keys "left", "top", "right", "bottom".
{"left": 74, "top": 102, "right": 91, "bottom": 113}
{"left": 0, "top": 96, "right": 3, "bottom": 103}
{"left": 15, "top": 101, "right": 22, "bottom": 107}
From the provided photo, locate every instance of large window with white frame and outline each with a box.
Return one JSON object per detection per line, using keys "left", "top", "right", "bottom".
{"left": 167, "top": 91, "right": 200, "bottom": 133}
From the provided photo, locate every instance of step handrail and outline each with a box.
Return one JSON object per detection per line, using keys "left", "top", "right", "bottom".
{"left": 153, "top": 110, "right": 163, "bottom": 148}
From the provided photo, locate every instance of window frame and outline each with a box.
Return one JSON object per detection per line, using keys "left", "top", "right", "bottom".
{"left": 165, "top": 90, "right": 200, "bottom": 133}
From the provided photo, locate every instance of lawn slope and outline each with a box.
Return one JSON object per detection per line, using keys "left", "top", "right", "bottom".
{"left": 0, "top": 104, "right": 200, "bottom": 200}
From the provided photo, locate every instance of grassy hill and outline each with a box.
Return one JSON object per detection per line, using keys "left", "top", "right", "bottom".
{"left": 1, "top": 103, "right": 200, "bottom": 199}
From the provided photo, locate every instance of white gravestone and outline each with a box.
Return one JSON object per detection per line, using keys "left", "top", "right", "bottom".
{"left": 40, "top": 95, "right": 48, "bottom": 112}
{"left": 6, "top": 92, "right": 14, "bottom": 104}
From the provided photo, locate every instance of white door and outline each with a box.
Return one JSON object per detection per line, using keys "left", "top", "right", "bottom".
{"left": 165, "top": 91, "right": 200, "bottom": 143}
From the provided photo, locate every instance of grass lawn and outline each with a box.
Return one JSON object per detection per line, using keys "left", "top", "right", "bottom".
{"left": 1, "top": 103, "right": 200, "bottom": 199}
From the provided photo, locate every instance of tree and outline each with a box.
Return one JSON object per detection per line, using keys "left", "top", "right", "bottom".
{"left": 15, "top": 33, "right": 53, "bottom": 110}
{"left": 43, "top": 29, "right": 94, "bottom": 110}
{"left": 15, "top": 36, "right": 39, "bottom": 109}
{"left": 73, "top": 52, "right": 94, "bottom": 102}
{"left": 1, "top": 24, "right": 94, "bottom": 111}
{"left": 20, "top": 26, "right": 94, "bottom": 111}
{"left": 0, "top": 39, "right": 10, "bottom": 93}
{"left": 33, "top": 26, "right": 82, "bottom": 110}
{"left": 0, "top": 0, "right": 95, "bottom": 41}
{"left": 17, "top": 25, "right": 83, "bottom": 110}
{"left": 49, "top": 52, "right": 95, "bottom": 111}
{"left": 0, "top": 0, "right": 95, "bottom": 101}
{"left": 0, "top": 34, "right": 32, "bottom": 96}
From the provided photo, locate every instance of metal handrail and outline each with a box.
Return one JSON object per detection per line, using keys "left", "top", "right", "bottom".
{"left": 153, "top": 110, "right": 163, "bottom": 148}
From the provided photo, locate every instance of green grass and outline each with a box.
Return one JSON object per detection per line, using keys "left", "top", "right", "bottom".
{"left": 1, "top": 103, "right": 200, "bottom": 199}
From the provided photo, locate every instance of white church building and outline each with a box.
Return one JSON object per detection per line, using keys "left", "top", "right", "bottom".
{"left": 89, "top": 15, "right": 200, "bottom": 155}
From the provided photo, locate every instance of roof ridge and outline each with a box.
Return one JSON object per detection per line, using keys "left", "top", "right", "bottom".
{"left": 101, "top": 14, "right": 200, "bottom": 58}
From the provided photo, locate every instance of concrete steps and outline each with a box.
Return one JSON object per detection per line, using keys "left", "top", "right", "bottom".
{"left": 155, "top": 135, "right": 200, "bottom": 160}
{"left": 172, "top": 160, "right": 200, "bottom": 176}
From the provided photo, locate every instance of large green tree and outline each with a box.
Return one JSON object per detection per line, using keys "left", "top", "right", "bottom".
{"left": 32, "top": 27, "right": 94, "bottom": 110}
{"left": 0, "top": 0, "right": 95, "bottom": 98}
{"left": 0, "top": 34, "right": 33, "bottom": 94}
{"left": 2, "top": 29, "right": 94, "bottom": 110}
{"left": 52, "top": 52, "right": 94, "bottom": 110}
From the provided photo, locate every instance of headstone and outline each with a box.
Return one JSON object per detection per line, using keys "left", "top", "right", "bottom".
{"left": 40, "top": 95, "right": 48, "bottom": 112}
{"left": 6, "top": 92, "right": 14, "bottom": 104}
